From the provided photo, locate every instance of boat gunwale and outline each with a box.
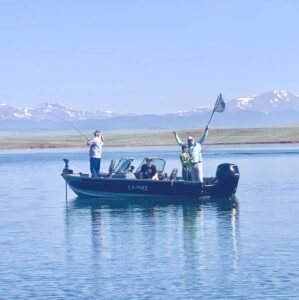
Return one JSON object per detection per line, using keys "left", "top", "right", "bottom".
{"left": 62, "top": 173, "right": 214, "bottom": 186}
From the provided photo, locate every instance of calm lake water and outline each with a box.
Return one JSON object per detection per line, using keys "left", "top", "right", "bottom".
{"left": 0, "top": 145, "right": 299, "bottom": 299}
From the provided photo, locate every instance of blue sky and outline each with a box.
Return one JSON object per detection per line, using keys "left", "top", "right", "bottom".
{"left": 0, "top": 0, "right": 298, "bottom": 113}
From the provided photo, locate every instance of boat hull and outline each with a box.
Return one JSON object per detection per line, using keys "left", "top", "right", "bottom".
{"left": 62, "top": 162, "right": 239, "bottom": 199}
{"left": 63, "top": 173, "right": 238, "bottom": 200}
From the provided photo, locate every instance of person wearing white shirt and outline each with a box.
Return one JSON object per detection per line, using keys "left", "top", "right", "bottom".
{"left": 87, "top": 130, "right": 104, "bottom": 177}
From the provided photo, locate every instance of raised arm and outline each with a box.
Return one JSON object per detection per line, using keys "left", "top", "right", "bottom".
{"left": 100, "top": 131, "right": 104, "bottom": 142}
{"left": 173, "top": 131, "right": 184, "bottom": 146}
{"left": 197, "top": 126, "right": 209, "bottom": 145}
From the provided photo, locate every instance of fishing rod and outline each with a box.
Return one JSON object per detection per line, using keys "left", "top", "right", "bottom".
{"left": 50, "top": 112, "right": 89, "bottom": 140}
{"left": 200, "top": 94, "right": 226, "bottom": 152}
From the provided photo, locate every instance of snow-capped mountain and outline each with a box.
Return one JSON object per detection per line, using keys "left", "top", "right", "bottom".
{"left": 1, "top": 90, "right": 299, "bottom": 129}
{"left": 169, "top": 90, "right": 299, "bottom": 128}
{"left": 0, "top": 102, "right": 121, "bottom": 121}
{"left": 226, "top": 90, "right": 299, "bottom": 113}
{"left": 175, "top": 90, "right": 299, "bottom": 116}
{"left": 175, "top": 106, "right": 212, "bottom": 116}
{"left": 0, "top": 103, "right": 31, "bottom": 120}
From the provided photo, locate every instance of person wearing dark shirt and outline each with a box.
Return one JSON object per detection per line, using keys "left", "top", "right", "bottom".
{"left": 140, "top": 157, "right": 159, "bottom": 180}
{"left": 180, "top": 144, "right": 192, "bottom": 181}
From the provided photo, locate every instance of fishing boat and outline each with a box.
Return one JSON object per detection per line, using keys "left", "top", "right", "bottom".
{"left": 61, "top": 157, "right": 240, "bottom": 199}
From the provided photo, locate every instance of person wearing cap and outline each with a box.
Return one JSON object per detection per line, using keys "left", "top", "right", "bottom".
{"left": 180, "top": 144, "right": 192, "bottom": 181}
{"left": 87, "top": 130, "right": 104, "bottom": 177}
{"left": 173, "top": 126, "right": 208, "bottom": 182}
{"left": 140, "top": 157, "right": 159, "bottom": 180}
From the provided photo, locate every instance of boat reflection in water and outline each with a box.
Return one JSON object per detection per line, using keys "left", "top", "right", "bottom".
{"left": 64, "top": 195, "right": 240, "bottom": 274}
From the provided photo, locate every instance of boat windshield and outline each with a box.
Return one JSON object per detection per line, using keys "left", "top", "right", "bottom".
{"left": 113, "top": 158, "right": 134, "bottom": 173}
{"left": 136, "top": 158, "right": 166, "bottom": 173}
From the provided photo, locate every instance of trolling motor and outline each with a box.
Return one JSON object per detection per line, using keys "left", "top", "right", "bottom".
{"left": 62, "top": 158, "right": 73, "bottom": 175}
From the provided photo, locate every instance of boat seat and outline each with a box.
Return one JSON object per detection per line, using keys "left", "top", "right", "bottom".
{"left": 169, "top": 168, "right": 178, "bottom": 180}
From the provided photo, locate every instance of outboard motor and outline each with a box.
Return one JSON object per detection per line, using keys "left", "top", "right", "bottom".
{"left": 62, "top": 159, "right": 73, "bottom": 175}
{"left": 213, "top": 163, "right": 240, "bottom": 197}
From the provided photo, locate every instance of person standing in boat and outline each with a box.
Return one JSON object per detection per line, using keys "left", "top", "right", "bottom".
{"left": 87, "top": 130, "right": 104, "bottom": 177}
{"left": 173, "top": 126, "right": 208, "bottom": 183}
{"left": 180, "top": 144, "right": 192, "bottom": 181}
{"left": 140, "top": 157, "right": 159, "bottom": 180}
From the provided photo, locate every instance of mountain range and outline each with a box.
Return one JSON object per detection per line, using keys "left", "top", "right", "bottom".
{"left": 1, "top": 90, "right": 299, "bottom": 130}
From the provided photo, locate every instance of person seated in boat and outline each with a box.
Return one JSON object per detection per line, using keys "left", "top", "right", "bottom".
{"left": 173, "top": 126, "right": 208, "bottom": 183}
{"left": 140, "top": 157, "right": 159, "bottom": 180}
{"left": 180, "top": 144, "right": 192, "bottom": 181}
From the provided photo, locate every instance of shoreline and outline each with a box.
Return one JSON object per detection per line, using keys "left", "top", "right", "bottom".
{"left": 1, "top": 140, "right": 299, "bottom": 150}
{"left": 1, "top": 127, "right": 299, "bottom": 150}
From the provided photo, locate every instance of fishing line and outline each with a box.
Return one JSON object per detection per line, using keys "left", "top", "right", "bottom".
{"left": 202, "top": 134, "right": 236, "bottom": 152}
{"left": 50, "top": 111, "right": 89, "bottom": 140}
{"left": 203, "top": 130, "right": 284, "bottom": 153}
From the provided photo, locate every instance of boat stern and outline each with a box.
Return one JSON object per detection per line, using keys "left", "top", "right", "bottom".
{"left": 211, "top": 163, "right": 240, "bottom": 197}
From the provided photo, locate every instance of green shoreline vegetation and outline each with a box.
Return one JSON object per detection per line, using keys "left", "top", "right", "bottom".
{"left": 0, "top": 127, "right": 299, "bottom": 149}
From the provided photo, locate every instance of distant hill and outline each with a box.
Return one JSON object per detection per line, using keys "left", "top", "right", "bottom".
{"left": 1, "top": 90, "right": 299, "bottom": 130}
